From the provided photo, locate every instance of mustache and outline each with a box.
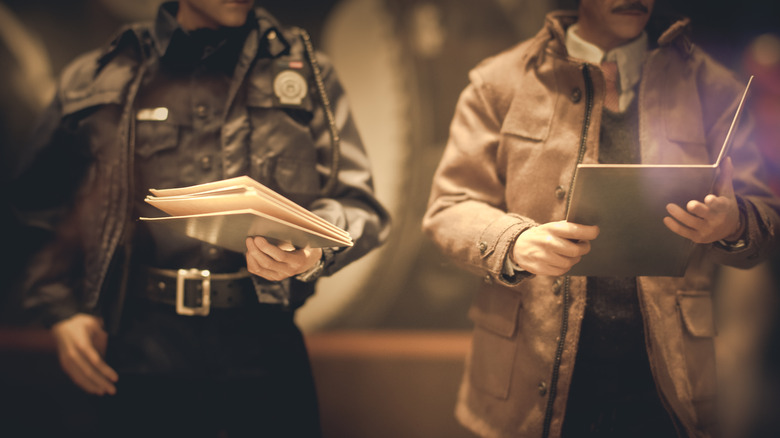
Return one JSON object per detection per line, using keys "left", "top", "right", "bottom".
{"left": 612, "top": 1, "right": 649, "bottom": 13}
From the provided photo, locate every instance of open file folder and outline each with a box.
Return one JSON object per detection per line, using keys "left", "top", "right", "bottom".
{"left": 140, "top": 175, "right": 353, "bottom": 253}
{"left": 565, "top": 76, "right": 753, "bottom": 277}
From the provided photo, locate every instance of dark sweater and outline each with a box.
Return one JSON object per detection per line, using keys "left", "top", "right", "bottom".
{"left": 561, "top": 98, "right": 681, "bottom": 437}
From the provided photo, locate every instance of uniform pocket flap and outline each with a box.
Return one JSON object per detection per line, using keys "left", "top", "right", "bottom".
{"left": 135, "top": 120, "right": 179, "bottom": 158}
{"left": 273, "top": 156, "right": 319, "bottom": 195}
{"left": 61, "top": 89, "right": 123, "bottom": 117}
{"left": 677, "top": 292, "right": 715, "bottom": 338}
{"left": 499, "top": 77, "right": 555, "bottom": 141}
{"left": 468, "top": 286, "right": 521, "bottom": 338}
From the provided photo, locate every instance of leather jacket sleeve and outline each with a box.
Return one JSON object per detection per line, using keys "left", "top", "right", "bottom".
{"left": 10, "top": 90, "right": 94, "bottom": 327}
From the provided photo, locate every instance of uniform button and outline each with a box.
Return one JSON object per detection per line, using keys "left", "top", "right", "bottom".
{"left": 200, "top": 155, "right": 213, "bottom": 170}
{"left": 478, "top": 241, "right": 488, "bottom": 254}
{"left": 208, "top": 247, "right": 219, "bottom": 257}
{"left": 158, "top": 281, "right": 166, "bottom": 291}
{"left": 483, "top": 274, "right": 492, "bottom": 284}
{"left": 554, "top": 186, "right": 566, "bottom": 200}
{"left": 570, "top": 87, "right": 582, "bottom": 103}
{"left": 538, "top": 381, "right": 548, "bottom": 396}
{"left": 195, "top": 104, "right": 208, "bottom": 118}
{"left": 267, "top": 30, "right": 277, "bottom": 40}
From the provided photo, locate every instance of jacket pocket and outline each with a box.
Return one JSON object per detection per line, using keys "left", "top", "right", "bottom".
{"left": 135, "top": 120, "right": 179, "bottom": 159}
{"left": 247, "top": 85, "right": 320, "bottom": 204}
{"left": 468, "top": 286, "right": 521, "bottom": 399}
{"left": 678, "top": 291, "right": 715, "bottom": 338}
{"left": 676, "top": 290, "right": 718, "bottom": 428}
{"left": 273, "top": 155, "right": 320, "bottom": 198}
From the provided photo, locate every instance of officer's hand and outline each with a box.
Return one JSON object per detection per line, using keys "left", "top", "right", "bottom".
{"left": 51, "top": 313, "right": 117, "bottom": 396}
{"left": 510, "top": 221, "right": 599, "bottom": 276}
{"left": 664, "top": 157, "right": 742, "bottom": 244}
{"left": 245, "top": 236, "right": 322, "bottom": 281}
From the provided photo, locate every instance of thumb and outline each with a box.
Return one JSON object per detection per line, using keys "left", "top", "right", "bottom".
{"left": 715, "top": 157, "right": 736, "bottom": 198}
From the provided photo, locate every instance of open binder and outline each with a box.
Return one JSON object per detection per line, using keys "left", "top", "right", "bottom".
{"left": 565, "top": 76, "right": 753, "bottom": 277}
{"left": 140, "top": 175, "right": 353, "bottom": 253}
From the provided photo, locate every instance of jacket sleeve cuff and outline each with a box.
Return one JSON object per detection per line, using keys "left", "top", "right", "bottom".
{"left": 40, "top": 305, "right": 81, "bottom": 329}
{"left": 708, "top": 196, "right": 763, "bottom": 266}
{"left": 477, "top": 213, "right": 536, "bottom": 286}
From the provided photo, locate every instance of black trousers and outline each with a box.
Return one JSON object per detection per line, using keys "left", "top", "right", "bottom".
{"left": 100, "top": 298, "right": 320, "bottom": 438}
{"left": 561, "top": 277, "right": 681, "bottom": 438}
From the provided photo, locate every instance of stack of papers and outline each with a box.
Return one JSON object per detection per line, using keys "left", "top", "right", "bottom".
{"left": 140, "top": 175, "right": 352, "bottom": 253}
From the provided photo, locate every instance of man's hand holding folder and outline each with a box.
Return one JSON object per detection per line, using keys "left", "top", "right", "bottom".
{"left": 664, "top": 157, "right": 743, "bottom": 245}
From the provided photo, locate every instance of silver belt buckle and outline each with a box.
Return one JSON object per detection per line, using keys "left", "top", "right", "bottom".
{"left": 175, "top": 269, "right": 211, "bottom": 316}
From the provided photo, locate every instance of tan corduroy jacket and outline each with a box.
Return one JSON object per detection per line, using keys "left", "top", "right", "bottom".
{"left": 423, "top": 11, "right": 780, "bottom": 438}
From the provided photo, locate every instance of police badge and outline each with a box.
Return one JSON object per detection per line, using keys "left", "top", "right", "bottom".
{"left": 273, "top": 60, "right": 309, "bottom": 106}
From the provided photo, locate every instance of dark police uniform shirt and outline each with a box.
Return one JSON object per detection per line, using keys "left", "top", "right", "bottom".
{"left": 133, "top": 4, "right": 253, "bottom": 273}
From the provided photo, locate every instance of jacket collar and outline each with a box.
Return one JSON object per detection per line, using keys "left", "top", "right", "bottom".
{"left": 96, "top": 3, "right": 291, "bottom": 69}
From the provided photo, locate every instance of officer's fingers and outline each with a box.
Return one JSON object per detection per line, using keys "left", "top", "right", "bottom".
{"left": 59, "top": 346, "right": 113, "bottom": 395}
{"left": 59, "top": 356, "right": 105, "bottom": 395}
{"left": 92, "top": 329, "right": 108, "bottom": 357}
{"left": 246, "top": 242, "right": 283, "bottom": 268}
{"left": 280, "top": 247, "right": 319, "bottom": 273}
{"left": 251, "top": 236, "right": 292, "bottom": 263}
{"left": 73, "top": 336, "right": 117, "bottom": 388}
{"left": 80, "top": 341, "right": 118, "bottom": 384}
{"left": 246, "top": 252, "right": 285, "bottom": 281}
{"left": 249, "top": 264, "right": 286, "bottom": 282}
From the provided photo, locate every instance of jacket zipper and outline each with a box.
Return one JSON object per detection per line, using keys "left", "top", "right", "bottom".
{"left": 541, "top": 63, "right": 594, "bottom": 438}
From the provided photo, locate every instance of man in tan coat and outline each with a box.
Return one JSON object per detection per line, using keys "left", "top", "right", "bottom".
{"left": 423, "top": 0, "right": 780, "bottom": 437}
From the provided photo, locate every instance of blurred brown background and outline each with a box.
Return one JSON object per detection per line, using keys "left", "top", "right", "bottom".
{"left": 1, "top": 0, "right": 779, "bottom": 436}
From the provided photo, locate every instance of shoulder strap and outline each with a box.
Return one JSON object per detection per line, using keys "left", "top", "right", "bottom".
{"left": 297, "top": 28, "right": 341, "bottom": 197}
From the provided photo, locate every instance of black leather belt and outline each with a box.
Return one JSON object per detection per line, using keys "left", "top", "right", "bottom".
{"left": 142, "top": 267, "right": 257, "bottom": 316}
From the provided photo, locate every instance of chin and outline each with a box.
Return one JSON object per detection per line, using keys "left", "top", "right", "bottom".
{"left": 217, "top": 12, "right": 251, "bottom": 27}
{"left": 611, "top": 22, "right": 648, "bottom": 41}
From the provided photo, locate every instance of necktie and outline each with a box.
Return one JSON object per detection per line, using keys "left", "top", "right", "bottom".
{"left": 601, "top": 61, "right": 619, "bottom": 112}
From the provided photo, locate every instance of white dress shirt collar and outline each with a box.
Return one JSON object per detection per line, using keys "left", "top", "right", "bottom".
{"left": 565, "top": 23, "right": 648, "bottom": 112}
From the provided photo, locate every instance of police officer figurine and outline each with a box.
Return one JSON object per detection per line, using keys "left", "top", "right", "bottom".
{"left": 11, "top": 1, "right": 390, "bottom": 436}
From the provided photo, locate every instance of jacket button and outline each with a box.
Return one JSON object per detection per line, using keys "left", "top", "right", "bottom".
{"left": 570, "top": 88, "right": 582, "bottom": 103}
{"left": 554, "top": 186, "right": 566, "bottom": 199}
{"left": 200, "top": 155, "right": 213, "bottom": 170}
{"left": 538, "top": 381, "right": 548, "bottom": 396}
{"left": 195, "top": 104, "right": 208, "bottom": 118}
{"left": 483, "top": 274, "right": 492, "bottom": 284}
{"left": 478, "top": 241, "right": 488, "bottom": 254}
